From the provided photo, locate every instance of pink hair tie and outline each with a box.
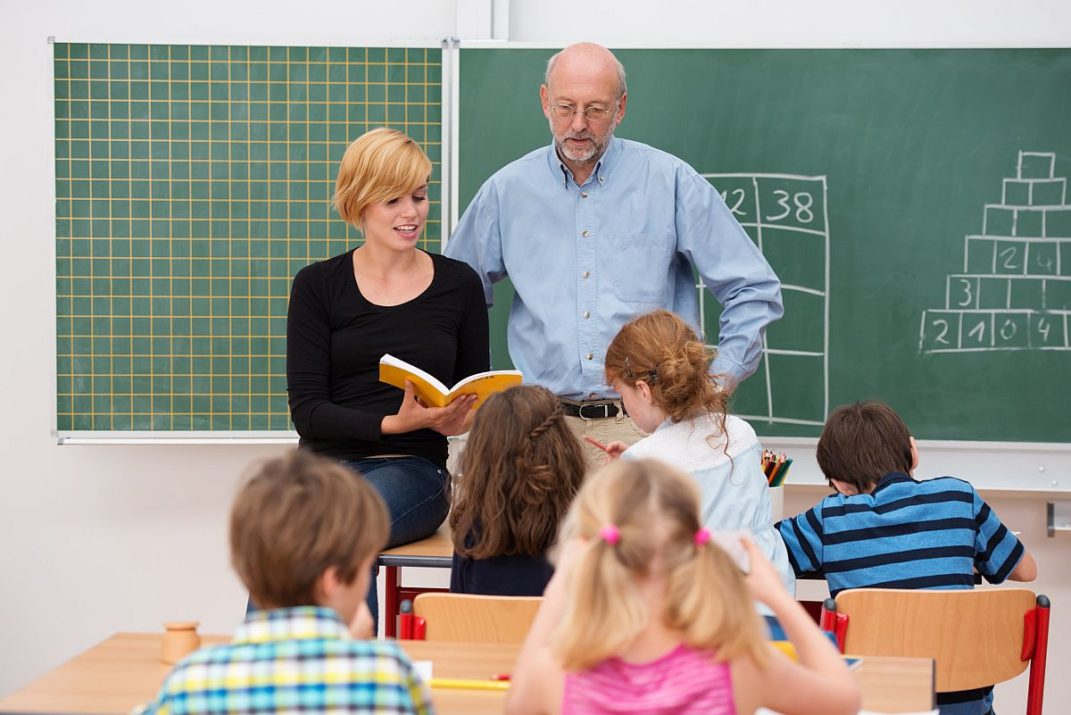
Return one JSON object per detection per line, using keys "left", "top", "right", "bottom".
{"left": 694, "top": 527, "right": 712, "bottom": 546}
{"left": 599, "top": 525, "right": 621, "bottom": 545}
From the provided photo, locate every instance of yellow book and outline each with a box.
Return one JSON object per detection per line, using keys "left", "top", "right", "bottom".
{"left": 771, "top": 641, "right": 862, "bottom": 669}
{"left": 379, "top": 353, "right": 523, "bottom": 409}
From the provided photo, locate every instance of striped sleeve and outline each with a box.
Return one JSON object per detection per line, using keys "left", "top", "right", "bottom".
{"left": 972, "top": 490, "right": 1025, "bottom": 583}
{"left": 776, "top": 503, "right": 826, "bottom": 576}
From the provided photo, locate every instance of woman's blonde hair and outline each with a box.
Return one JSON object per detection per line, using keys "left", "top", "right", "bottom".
{"left": 552, "top": 458, "right": 767, "bottom": 671}
{"left": 450, "top": 385, "right": 586, "bottom": 559}
{"left": 333, "top": 127, "right": 432, "bottom": 229}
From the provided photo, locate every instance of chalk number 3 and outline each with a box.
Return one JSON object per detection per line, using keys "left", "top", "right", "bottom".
{"left": 765, "top": 190, "right": 815, "bottom": 223}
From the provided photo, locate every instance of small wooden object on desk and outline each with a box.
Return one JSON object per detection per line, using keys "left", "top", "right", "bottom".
{"left": 160, "top": 621, "right": 201, "bottom": 665}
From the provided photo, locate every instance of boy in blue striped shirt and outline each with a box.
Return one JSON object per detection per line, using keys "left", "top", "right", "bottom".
{"left": 138, "top": 451, "right": 433, "bottom": 715}
{"left": 777, "top": 401, "right": 1036, "bottom": 715}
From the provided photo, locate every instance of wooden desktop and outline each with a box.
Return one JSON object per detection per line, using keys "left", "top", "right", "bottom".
{"left": 0, "top": 632, "right": 934, "bottom": 715}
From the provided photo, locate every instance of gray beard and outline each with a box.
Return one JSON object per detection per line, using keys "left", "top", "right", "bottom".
{"left": 550, "top": 118, "right": 618, "bottom": 166}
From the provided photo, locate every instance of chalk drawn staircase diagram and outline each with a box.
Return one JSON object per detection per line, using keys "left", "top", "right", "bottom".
{"left": 702, "top": 173, "right": 830, "bottom": 427}
{"left": 920, "top": 151, "right": 1071, "bottom": 353}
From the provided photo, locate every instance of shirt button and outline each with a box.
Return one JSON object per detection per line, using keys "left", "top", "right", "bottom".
{"left": 586, "top": 353, "right": 594, "bottom": 360}
{"left": 581, "top": 192, "right": 588, "bottom": 198}
{"left": 582, "top": 311, "right": 590, "bottom": 319}
{"left": 582, "top": 271, "right": 590, "bottom": 279}
{"left": 588, "top": 392, "right": 598, "bottom": 399}
{"left": 581, "top": 230, "right": 590, "bottom": 238}
{"left": 599, "top": 176, "right": 605, "bottom": 183}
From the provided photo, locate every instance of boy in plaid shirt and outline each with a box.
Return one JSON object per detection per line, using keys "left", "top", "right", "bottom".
{"left": 138, "top": 450, "right": 433, "bottom": 715}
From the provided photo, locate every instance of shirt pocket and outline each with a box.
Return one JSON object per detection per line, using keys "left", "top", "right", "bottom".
{"left": 610, "top": 233, "right": 675, "bottom": 303}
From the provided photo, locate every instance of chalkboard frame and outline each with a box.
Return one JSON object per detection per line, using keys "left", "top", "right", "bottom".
{"left": 51, "top": 39, "right": 446, "bottom": 443}
{"left": 453, "top": 43, "right": 1071, "bottom": 447}
{"left": 52, "top": 40, "right": 1071, "bottom": 462}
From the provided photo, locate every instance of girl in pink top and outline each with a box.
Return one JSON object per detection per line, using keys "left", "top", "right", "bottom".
{"left": 507, "top": 459, "right": 860, "bottom": 715}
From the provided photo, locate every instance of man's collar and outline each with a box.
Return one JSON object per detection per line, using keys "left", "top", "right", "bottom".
{"left": 548, "top": 136, "right": 620, "bottom": 188}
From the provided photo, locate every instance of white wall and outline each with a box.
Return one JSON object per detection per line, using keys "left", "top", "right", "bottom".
{"left": 2, "top": 0, "right": 1068, "bottom": 709}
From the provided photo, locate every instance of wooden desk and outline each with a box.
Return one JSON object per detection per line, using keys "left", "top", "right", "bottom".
{"left": 378, "top": 525, "right": 453, "bottom": 637}
{"left": 0, "top": 632, "right": 935, "bottom": 715}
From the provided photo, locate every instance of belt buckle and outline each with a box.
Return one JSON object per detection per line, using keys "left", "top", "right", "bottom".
{"left": 578, "top": 401, "right": 613, "bottom": 420}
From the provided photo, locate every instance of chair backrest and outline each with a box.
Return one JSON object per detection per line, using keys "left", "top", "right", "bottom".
{"left": 412, "top": 593, "right": 542, "bottom": 644}
{"left": 829, "top": 588, "right": 1047, "bottom": 695}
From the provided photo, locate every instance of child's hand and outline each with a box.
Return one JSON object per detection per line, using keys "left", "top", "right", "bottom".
{"left": 349, "top": 602, "right": 375, "bottom": 640}
{"left": 740, "top": 536, "right": 789, "bottom": 607}
{"left": 583, "top": 436, "right": 628, "bottom": 463}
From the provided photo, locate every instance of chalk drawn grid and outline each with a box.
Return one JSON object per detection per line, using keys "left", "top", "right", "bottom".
{"left": 920, "top": 151, "right": 1071, "bottom": 353}
{"left": 702, "top": 173, "right": 830, "bottom": 426}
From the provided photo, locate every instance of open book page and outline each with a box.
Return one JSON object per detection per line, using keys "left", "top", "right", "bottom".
{"left": 446, "top": 371, "right": 523, "bottom": 409}
{"left": 379, "top": 354, "right": 451, "bottom": 406}
{"left": 379, "top": 354, "right": 522, "bottom": 409}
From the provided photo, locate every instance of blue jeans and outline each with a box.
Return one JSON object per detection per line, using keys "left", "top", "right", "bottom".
{"left": 342, "top": 456, "right": 451, "bottom": 635}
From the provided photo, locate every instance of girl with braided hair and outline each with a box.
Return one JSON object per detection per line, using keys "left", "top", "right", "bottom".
{"left": 601, "top": 309, "right": 794, "bottom": 594}
{"left": 449, "top": 385, "right": 586, "bottom": 595}
{"left": 507, "top": 458, "right": 859, "bottom": 715}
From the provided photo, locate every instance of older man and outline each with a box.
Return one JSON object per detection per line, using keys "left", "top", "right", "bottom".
{"left": 445, "top": 42, "right": 783, "bottom": 459}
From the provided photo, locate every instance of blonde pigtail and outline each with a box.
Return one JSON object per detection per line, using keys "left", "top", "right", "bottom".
{"left": 665, "top": 537, "right": 767, "bottom": 664}
{"left": 554, "top": 531, "right": 650, "bottom": 671}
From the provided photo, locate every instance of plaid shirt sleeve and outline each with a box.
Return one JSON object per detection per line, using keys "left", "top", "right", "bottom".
{"left": 403, "top": 662, "right": 436, "bottom": 715}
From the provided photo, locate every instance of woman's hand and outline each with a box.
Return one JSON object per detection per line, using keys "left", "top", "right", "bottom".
{"left": 381, "top": 381, "right": 476, "bottom": 436}
{"left": 429, "top": 392, "right": 477, "bottom": 436}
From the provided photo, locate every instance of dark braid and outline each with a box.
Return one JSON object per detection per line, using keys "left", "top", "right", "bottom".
{"left": 527, "top": 403, "right": 564, "bottom": 441}
{"left": 451, "top": 386, "right": 586, "bottom": 559}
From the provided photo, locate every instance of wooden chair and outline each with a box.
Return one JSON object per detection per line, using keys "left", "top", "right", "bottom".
{"left": 820, "top": 588, "right": 1050, "bottom": 715}
{"left": 411, "top": 593, "right": 542, "bottom": 643}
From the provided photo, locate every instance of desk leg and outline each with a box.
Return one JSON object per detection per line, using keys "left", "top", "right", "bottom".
{"left": 384, "top": 565, "right": 399, "bottom": 638}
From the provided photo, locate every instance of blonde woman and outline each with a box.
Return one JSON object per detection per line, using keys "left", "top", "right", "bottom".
{"left": 507, "top": 459, "right": 859, "bottom": 715}
{"left": 287, "top": 128, "right": 489, "bottom": 625}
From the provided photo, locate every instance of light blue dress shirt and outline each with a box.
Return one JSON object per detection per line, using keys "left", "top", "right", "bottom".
{"left": 445, "top": 136, "right": 783, "bottom": 397}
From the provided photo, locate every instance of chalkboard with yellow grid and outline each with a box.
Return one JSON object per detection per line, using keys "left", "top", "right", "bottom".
{"left": 54, "top": 43, "right": 441, "bottom": 432}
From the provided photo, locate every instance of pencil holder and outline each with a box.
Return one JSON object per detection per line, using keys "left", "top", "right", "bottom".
{"left": 161, "top": 621, "right": 201, "bottom": 665}
{"left": 768, "top": 486, "right": 785, "bottom": 522}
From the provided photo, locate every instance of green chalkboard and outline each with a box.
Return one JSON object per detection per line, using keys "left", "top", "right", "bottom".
{"left": 54, "top": 43, "right": 441, "bottom": 432}
{"left": 459, "top": 48, "right": 1071, "bottom": 442}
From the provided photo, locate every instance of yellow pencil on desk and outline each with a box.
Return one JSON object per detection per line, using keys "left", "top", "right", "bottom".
{"left": 430, "top": 677, "right": 511, "bottom": 691}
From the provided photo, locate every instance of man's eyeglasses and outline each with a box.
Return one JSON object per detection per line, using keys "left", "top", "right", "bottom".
{"left": 550, "top": 102, "right": 614, "bottom": 122}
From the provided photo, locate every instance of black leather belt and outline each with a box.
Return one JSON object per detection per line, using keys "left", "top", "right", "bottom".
{"left": 560, "top": 399, "right": 620, "bottom": 419}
